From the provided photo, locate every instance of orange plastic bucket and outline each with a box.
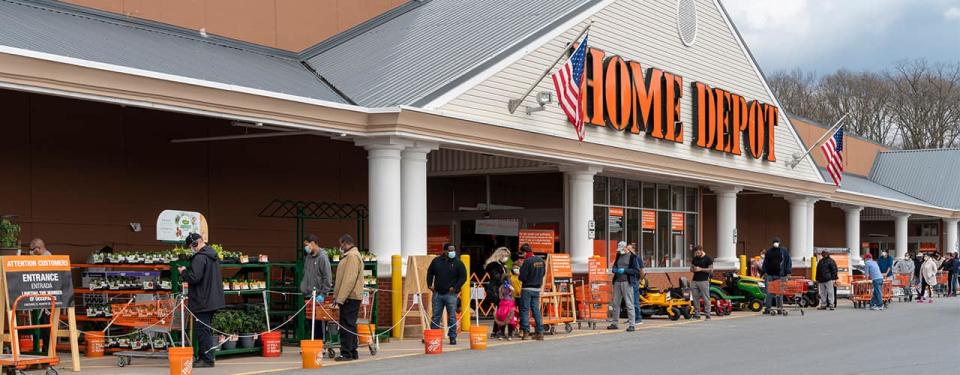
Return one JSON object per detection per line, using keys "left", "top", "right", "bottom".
{"left": 300, "top": 340, "right": 324, "bottom": 369}
{"left": 18, "top": 335, "right": 32, "bottom": 353}
{"left": 469, "top": 326, "right": 488, "bottom": 350}
{"left": 168, "top": 346, "right": 193, "bottom": 375}
{"left": 85, "top": 331, "right": 104, "bottom": 357}
{"left": 423, "top": 329, "right": 443, "bottom": 355}
{"left": 358, "top": 324, "right": 375, "bottom": 345}
{"left": 261, "top": 331, "right": 282, "bottom": 357}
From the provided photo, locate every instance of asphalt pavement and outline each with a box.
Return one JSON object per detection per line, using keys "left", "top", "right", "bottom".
{"left": 286, "top": 299, "right": 960, "bottom": 375}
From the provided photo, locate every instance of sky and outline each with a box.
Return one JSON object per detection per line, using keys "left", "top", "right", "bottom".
{"left": 722, "top": 0, "right": 960, "bottom": 75}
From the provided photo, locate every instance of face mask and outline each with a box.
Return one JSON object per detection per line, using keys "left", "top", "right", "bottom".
{"left": 618, "top": 249, "right": 626, "bottom": 255}
{"left": 447, "top": 251, "right": 456, "bottom": 259}
{"left": 513, "top": 267, "right": 520, "bottom": 274}
{"left": 304, "top": 245, "right": 312, "bottom": 254}
{"left": 773, "top": 242, "right": 780, "bottom": 248}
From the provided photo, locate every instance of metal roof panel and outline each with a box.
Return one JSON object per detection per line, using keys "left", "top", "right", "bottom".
{"left": 869, "top": 149, "right": 960, "bottom": 210}
{"left": 0, "top": 0, "right": 346, "bottom": 103}
{"left": 305, "top": 0, "right": 596, "bottom": 107}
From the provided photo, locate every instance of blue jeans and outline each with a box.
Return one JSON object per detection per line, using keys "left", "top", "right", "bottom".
{"left": 632, "top": 282, "right": 642, "bottom": 322}
{"left": 431, "top": 293, "right": 458, "bottom": 339}
{"left": 764, "top": 275, "right": 783, "bottom": 310}
{"left": 519, "top": 289, "right": 543, "bottom": 334}
{"left": 871, "top": 279, "right": 883, "bottom": 308}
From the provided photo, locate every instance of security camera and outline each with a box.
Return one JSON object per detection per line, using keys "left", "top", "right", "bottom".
{"left": 536, "top": 92, "right": 553, "bottom": 106}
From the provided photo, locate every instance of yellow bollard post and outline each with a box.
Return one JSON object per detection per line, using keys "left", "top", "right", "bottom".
{"left": 392, "top": 255, "right": 403, "bottom": 339}
{"left": 460, "top": 254, "right": 471, "bottom": 331}
{"left": 739, "top": 255, "right": 748, "bottom": 277}
{"left": 810, "top": 256, "right": 817, "bottom": 281}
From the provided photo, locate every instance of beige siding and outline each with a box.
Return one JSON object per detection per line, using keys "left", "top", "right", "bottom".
{"left": 439, "top": 0, "right": 822, "bottom": 184}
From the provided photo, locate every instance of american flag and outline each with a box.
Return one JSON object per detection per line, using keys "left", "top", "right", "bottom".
{"left": 821, "top": 127, "right": 845, "bottom": 186}
{"left": 552, "top": 35, "right": 588, "bottom": 142}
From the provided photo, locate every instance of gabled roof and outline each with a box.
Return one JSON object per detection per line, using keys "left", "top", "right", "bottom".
{"left": 870, "top": 149, "right": 960, "bottom": 210}
{"left": 0, "top": 0, "right": 347, "bottom": 103}
{"left": 303, "top": 0, "right": 599, "bottom": 107}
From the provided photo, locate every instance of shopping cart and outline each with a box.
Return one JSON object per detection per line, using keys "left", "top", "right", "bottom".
{"left": 852, "top": 279, "right": 893, "bottom": 309}
{"left": 0, "top": 295, "right": 60, "bottom": 375}
{"left": 935, "top": 271, "right": 950, "bottom": 297}
{"left": 306, "top": 289, "right": 379, "bottom": 359}
{"left": 891, "top": 274, "right": 913, "bottom": 302}
{"left": 110, "top": 296, "right": 181, "bottom": 367}
{"left": 574, "top": 280, "right": 609, "bottom": 330}
{"left": 765, "top": 278, "right": 807, "bottom": 316}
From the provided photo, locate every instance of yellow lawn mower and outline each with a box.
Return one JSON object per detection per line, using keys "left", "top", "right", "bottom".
{"left": 637, "top": 276, "right": 694, "bottom": 321}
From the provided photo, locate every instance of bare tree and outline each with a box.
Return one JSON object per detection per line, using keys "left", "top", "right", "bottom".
{"left": 768, "top": 68, "right": 826, "bottom": 122}
{"left": 888, "top": 60, "right": 960, "bottom": 149}
{"left": 817, "top": 70, "right": 896, "bottom": 145}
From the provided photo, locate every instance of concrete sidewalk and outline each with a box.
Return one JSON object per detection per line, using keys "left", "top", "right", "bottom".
{"left": 45, "top": 311, "right": 753, "bottom": 374}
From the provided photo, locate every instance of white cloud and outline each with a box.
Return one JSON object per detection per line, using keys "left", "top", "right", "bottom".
{"left": 946, "top": 7, "right": 960, "bottom": 21}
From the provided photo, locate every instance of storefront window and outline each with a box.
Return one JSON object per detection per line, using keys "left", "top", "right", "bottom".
{"left": 594, "top": 176, "right": 607, "bottom": 205}
{"left": 657, "top": 184, "right": 670, "bottom": 209}
{"left": 592, "top": 178, "right": 699, "bottom": 269}
{"left": 627, "top": 180, "right": 640, "bottom": 207}
{"left": 642, "top": 182, "right": 656, "bottom": 209}
{"left": 609, "top": 178, "right": 624, "bottom": 207}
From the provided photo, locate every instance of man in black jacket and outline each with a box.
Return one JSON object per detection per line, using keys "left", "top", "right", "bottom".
{"left": 816, "top": 250, "right": 838, "bottom": 310}
{"left": 177, "top": 233, "right": 225, "bottom": 368}
{"left": 426, "top": 244, "right": 467, "bottom": 345}
{"left": 517, "top": 244, "right": 546, "bottom": 341}
{"left": 761, "top": 237, "right": 791, "bottom": 314}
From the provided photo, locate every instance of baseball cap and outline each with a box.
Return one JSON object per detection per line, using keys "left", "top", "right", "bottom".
{"left": 184, "top": 233, "right": 202, "bottom": 248}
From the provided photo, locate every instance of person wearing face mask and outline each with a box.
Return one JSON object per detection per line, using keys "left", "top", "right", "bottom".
{"left": 517, "top": 243, "right": 546, "bottom": 340}
{"left": 300, "top": 234, "right": 333, "bottom": 341}
{"left": 332, "top": 234, "right": 364, "bottom": 361}
{"left": 607, "top": 241, "right": 641, "bottom": 331}
{"left": 761, "top": 237, "right": 791, "bottom": 314}
{"left": 426, "top": 244, "right": 467, "bottom": 345}
{"left": 483, "top": 247, "right": 511, "bottom": 339}
{"left": 176, "top": 232, "right": 225, "bottom": 368}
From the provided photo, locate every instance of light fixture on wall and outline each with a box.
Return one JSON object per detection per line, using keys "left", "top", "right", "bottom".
{"left": 129, "top": 223, "right": 142, "bottom": 232}
{"left": 523, "top": 91, "right": 553, "bottom": 115}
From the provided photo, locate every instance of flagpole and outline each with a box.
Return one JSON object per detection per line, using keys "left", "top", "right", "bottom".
{"left": 508, "top": 21, "right": 593, "bottom": 114}
{"left": 787, "top": 113, "right": 848, "bottom": 169}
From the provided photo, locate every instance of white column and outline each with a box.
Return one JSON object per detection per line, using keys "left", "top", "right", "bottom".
{"left": 710, "top": 186, "right": 742, "bottom": 270}
{"left": 400, "top": 142, "right": 437, "bottom": 258}
{"left": 357, "top": 137, "right": 409, "bottom": 275}
{"left": 843, "top": 205, "right": 864, "bottom": 265}
{"left": 805, "top": 199, "right": 818, "bottom": 264}
{"left": 894, "top": 213, "right": 911, "bottom": 259}
{"left": 562, "top": 166, "right": 601, "bottom": 273}
{"left": 787, "top": 196, "right": 809, "bottom": 266}
{"left": 946, "top": 218, "right": 959, "bottom": 254}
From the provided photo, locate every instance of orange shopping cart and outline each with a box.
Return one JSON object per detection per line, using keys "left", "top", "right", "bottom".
{"left": 574, "top": 280, "right": 610, "bottom": 330}
{"left": 109, "top": 296, "right": 183, "bottom": 367}
{"left": 852, "top": 279, "right": 892, "bottom": 309}
{"left": 892, "top": 274, "right": 913, "bottom": 302}
{"left": 0, "top": 295, "right": 61, "bottom": 375}
{"left": 305, "top": 289, "right": 379, "bottom": 359}
{"left": 935, "top": 271, "right": 950, "bottom": 297}
{"left": 765, "top": 278, "right": 807, "bottom": 316}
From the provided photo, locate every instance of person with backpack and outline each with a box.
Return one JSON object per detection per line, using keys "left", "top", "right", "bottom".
{"left": 815, "top": 250, "right": 838, "bottom": 310}
{"left": 606, "top": 241, "right": 642, "bottom": 331}
{"left": 761, "top": 237, "right": 791, "bottom": 314}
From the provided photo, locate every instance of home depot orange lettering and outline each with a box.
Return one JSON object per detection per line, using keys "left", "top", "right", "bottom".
{"left": 582, "top": 48, "right": 682, "bottom": 143}
{"left": 691, "top": 81, "right": 778, "bottom": 161}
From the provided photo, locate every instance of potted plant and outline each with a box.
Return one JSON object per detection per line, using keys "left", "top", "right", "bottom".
{"left": 0, "top": 218, "right": 20, "bottom": 251}
{"left": 237, "top": 309, "right": 263, "bottom": 349}
{"left": 212, "top": 311, "right": 239, "bottom": 350}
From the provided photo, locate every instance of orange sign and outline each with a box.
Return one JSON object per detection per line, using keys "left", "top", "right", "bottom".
{"left": 427, "top": 226, "right": 450, "bottom": 256}
{"left": 519, "top": 229, "right": 555, "bottom": 254}
{"left": 671, "top": 212, "right": 684, "bottom": 233}
{"left": 581, "top": 47, "right": 778, "bottom": 161}
{"left": 587, "top": 256, "right": 608, "bottom": 283}
{"left": 919, "top": 243, "right": 938, "bottom": 253}
{"left": 549, "top": 254, "right": 572, "bottom": 279}
{"left": 642, "top": 210, "right": 656, "bottom": 231}
{"left": 609, "top": 207, "right": 624, "bottom": 217}
{"left": 2, "top": 256, "right": 71, "bottom": 272}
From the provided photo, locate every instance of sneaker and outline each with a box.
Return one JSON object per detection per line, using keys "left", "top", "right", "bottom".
{"left": 635, "top": 321, "right": 644, "bottom": 325}
{"left": 828, "top": 307, "right": 835, "bottom": 311}
{"left": 606, "top": 324, "right": 619, "bottom": 330}
{"left": 506, "top": 336, "right": 512, "bottom": 341}
{"left": 449, "top": 338, "right": 457, "bottom": 345}
{"left": 816, "top": 307, "right": 826, "bottom": 310}
{"left": 692, "top": 315, "right": 700, "bottom": 320}
{"left": 928, "top": 299, "right": 933, "bottom": 304}
{"left": 626, "top": 326, "right": 636, "bottom": 332}
{"left": 869, "top": 306, "right": 879, "bottom": 311}
{"left": 334, "top": 356, "right": 355, "bottom": 362}
{"left": 704, "top": 315, "right": 711, "bottom": 320}
{"left": 193, "top": 360, "right": 214, "bottom": 368}
{"left": 916, "top": 299, "right": 924, "bottom": 303}
{"left": 520, "top": 332, "right": 528, "bottom": 341}
{"left": 534, "top": 333, "right": 544, "bottom": 341}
